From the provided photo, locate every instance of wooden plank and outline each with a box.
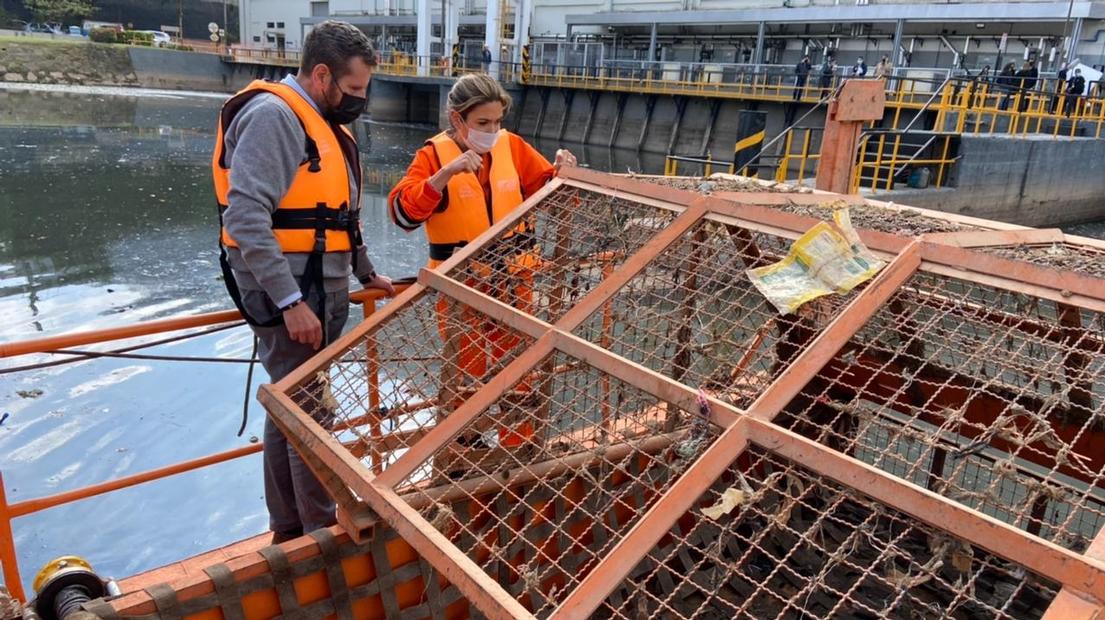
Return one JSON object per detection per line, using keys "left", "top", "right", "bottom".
{"left": 558, "top": 163, "right": 700, "bottom": 209}
{"left": 918, "top": 241, "right": 1105, "bottom": 308}
{"left": 712, "top": 191, "right": 866, "bottom": 207}
{"left": 923, "top": 228, "right": 1066, "bottom": 248}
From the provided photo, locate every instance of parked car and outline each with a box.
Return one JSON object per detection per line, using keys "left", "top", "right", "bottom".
{"left": 23, "top": 22, "right": 62, "bottom": 34}
{"left": 143, "top": 30, "right": 172, "bottom": 46}
{"left": 67, "top": 26, "right": 84, "bottom": 37}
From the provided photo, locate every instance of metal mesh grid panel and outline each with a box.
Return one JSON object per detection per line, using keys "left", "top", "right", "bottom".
{"left": 444, "top": 184, "right": 679, "bottom": 325}
{"left": 982, "top": 242, "right": 1105, "bottom": 281}
{"left": 286, "top": 289, "right": 535, "bottom": 475}
{"left": 261, "top": 172, "right": 1105, "bottom": 620}
{"left": 572, "top": 217, "right": 859, "bottom": 410}
{"left": 393, "top": 349, "right": 722, "bottom": 618}
{"left": 594, "top": 447, "right": 1061, "bottom": 620}
{"left": 779, "top": 269, "right": 1105, "bottom": 551}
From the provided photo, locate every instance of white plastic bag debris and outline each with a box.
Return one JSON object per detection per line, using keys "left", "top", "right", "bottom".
{"left": 746, "top": 208, "right": 885, "bottom": 314}
{"left": 702, "top": 487, "right": 747, "bottom": 520}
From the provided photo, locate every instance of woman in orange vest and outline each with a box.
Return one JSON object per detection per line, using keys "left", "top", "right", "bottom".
{"left": 389, "top": 73, "right": 575, "bottom": 445}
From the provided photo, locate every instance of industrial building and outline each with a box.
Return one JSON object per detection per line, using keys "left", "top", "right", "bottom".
{"left": 239, "top": 0, "right": 1105, "bottom": 74}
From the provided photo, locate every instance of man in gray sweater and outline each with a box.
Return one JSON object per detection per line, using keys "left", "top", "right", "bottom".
{"left": 214, "top": 21, "right": 393, "bottom": 543}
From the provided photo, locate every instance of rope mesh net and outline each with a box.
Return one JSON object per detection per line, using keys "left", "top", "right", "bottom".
{"left": 270, "top": 175, "right": 1105, "bottom": 619}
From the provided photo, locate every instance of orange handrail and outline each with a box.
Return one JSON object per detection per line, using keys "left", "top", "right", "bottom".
{"left": 0, "top": 310, "right": 243, "bottom": 358}
{"left": 5, "top": 445, "right": 264, "bottom": 520}
{"left": 0, "top": 288, "right": 396, "bottom": 358}
{"left": 0, "top": 285, "right": 407, "bottom": 602}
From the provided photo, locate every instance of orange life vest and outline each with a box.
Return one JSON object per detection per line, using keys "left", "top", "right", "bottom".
{"left": 425, "top": 130, "right": 525, "bottom": 261}
{"left": 212, "top": 79, "right": 361, "bottom": 255}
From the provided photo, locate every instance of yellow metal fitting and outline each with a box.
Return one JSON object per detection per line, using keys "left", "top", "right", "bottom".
{"left": 31, "top": 556, "right": 93, "bottom": 595}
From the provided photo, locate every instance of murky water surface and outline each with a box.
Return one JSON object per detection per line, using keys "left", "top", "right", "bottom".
{"left": 0, "top": 83, "right": 673, "bottom": 589}
{"left": 2, "top": 83, "right": 1102, "bottom": 591}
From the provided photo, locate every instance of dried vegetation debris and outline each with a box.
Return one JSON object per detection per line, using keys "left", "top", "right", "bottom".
{"left": 984, "top": 242, "right": 1105, "bottom": 279}
{"left": 635, "top": 174, "right": 803, "bottom": 194}
{"left": 637, "top": 175, "right": 980, "bottom": 236}
{"left": 779, "top": 200, "right": 979, "bottom": 236}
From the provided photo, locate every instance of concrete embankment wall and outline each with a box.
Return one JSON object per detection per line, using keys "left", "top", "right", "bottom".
{"left": 891, "top": 134, "right": 1105, "bottom": 227}
{"left": 128, "top": 47, "right": 258, "bottom": 92}
{"left": 0, "top": 37, "right": 140, "bottom": 87}
{"left": 0, "top": 38, "right": 259, "bottom": 92}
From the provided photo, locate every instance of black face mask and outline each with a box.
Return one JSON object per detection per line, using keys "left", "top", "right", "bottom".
{"left": 323, "top": 79, "right": 367, "bottom": 125}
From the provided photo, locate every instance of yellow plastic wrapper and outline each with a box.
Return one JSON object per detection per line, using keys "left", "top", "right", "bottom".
{"left": 746, "top": 208, "right": 885, "bottom": 314}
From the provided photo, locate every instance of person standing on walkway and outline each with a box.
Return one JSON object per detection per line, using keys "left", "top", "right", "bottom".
{"left": 213, "top": 20, "right": 394, "bottom": 544}
{"left": 482, "top": 45, "right": 492, "bottom": 72}
{"left": 851, "top": 56, "right": 867, "bottom": 78}
{"left": 1015, "top": 60, "right": 1038, "bottom": 112}
{"left": 1066, "top": 68, "right": 1086, "bottom": 116}
{"left": 793, "top": 55, "right": 812, "bottom": 100}
{"left": 387, "top": 74, "right": 576, "bottom": 443}
{"left": 1051, "top": 62, "right": 1068, "bottom": 114}
{"left": 874, "top": 55, "right": 891, "bottom": 80}
{"left": 997, "top": 62, "right": 1017, "bottom": 110}
{"left": 819, "top": 58, "right": 835, "bottom": 100}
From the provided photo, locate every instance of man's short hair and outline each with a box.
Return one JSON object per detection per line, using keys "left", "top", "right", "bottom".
{"left": 300, "top": 21, "right": 377, "bottom": 77}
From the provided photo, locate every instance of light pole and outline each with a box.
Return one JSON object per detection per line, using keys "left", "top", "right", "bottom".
{"left": 1061, "top": 0, "right": 1076, "bottom": 63}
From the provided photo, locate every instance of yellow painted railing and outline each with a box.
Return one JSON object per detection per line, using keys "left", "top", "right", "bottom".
{"left": 221, "top": 46, "right": 1105, "bottom": 139}
{"left": 849, "top": 132, "right": 959, "bottom": 195}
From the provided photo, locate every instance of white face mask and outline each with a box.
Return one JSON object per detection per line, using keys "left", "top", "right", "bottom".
{"left": 464, "top": 126, "right": 499, "bottom": 154}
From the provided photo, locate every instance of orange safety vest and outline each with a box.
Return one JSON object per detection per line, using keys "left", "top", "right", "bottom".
{"left": 425, "top": 130, "right": 525, "bottom": 262}
{"left": 212, "top": 79, "right": 362, "bottom": 255}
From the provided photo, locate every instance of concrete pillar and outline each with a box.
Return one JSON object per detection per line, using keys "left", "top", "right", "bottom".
{"left": 892, "top": 19, "right": 904, "bottom": 68}
{"left": 486, "top": 0, "right": 502, "bottom": 79}
{"left": 512, "top": 0, "right": 531, "bottom": 66}
{"left": 1068, "top": 17, "right": 1084, "bottom": 61}
{"left": 648, "top": 23, "right": 657, "bottom": 62}
{"left": 416, "top": 0, "right": 431, "bottom": 76}
{"left": 753, "top": 21, "right": 766, "bottom": 65}
{"left": 444, "top": 0, "right": 458, "bottom": 60}
{"left": 239, "top": 0, "right": 248, "bottom": 49}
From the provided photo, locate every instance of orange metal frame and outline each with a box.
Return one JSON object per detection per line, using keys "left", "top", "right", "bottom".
{"left": 0, "top": 286, "right": 408, "bottom": 603}
{"left": 9, "top": 168, "right": 1105, "bottom": 617}
{"left": 256, "top": 166, "right": 1105, "bottom": 619}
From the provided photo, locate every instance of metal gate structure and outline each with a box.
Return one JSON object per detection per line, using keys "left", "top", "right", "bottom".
{"left": 255, "top": 167, "right": 1105, "bottom": 619}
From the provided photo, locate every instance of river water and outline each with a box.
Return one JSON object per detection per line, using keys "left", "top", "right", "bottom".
{"left": 0, "top": 84, "right": 673, "bottom": 591}
{"left": 1, "top": 83, "right": 1103, "bottom": 592}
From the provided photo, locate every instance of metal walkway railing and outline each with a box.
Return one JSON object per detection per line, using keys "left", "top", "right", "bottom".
{"left": 0, "top": 285, "right": 410, "bottom": 602}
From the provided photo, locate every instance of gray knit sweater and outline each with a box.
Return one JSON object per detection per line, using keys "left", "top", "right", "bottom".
{"left": 221, "top": 92, "right": 375, "bottom": 305}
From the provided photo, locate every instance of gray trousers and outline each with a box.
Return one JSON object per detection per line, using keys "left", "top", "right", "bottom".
{"left": 242, "top": 284, "right": 350, "bottom": 536}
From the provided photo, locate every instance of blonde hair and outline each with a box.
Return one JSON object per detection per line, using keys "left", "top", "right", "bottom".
{"left": 447, "top": 73, "right": 512, "bottom": 118}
